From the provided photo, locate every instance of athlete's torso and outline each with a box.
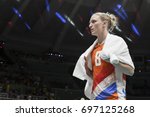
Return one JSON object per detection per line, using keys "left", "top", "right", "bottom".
{"left": 91, "top": 43, "right": 126, "bottom": 100}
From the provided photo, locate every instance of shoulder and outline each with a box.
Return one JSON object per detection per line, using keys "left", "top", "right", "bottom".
{"left": 110, "top": 33, "right": 123, "bottom": 41}
{"left": 109, "top": 33, "right": 127, "bottom": 44}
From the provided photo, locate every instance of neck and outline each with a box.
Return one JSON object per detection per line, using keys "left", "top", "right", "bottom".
{"left": 97, "top": 31, "right": 108, "bottom": 44}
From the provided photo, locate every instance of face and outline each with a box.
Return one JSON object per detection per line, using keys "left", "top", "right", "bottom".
{"left": 89, "top": 14, "right": 104, "bottom": 36}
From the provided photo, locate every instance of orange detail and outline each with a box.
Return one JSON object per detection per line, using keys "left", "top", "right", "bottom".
{"left": 91, "top": 43, "right": 115, "bottom": 91}
{"left": 107, "top": 92, "right": 118, "bottom": 100}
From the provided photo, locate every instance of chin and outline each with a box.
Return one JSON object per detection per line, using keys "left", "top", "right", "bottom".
{"left": 91, "top": 33, "right": 97, "bottom": 36}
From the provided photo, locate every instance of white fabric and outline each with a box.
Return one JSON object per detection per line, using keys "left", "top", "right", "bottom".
{"left": 99, "top": 50, "right": 110, "bottom": 60}
{"left": 110, "top": 54, "right": 119, "bottom": 64}
{"left": 73, "top": 33, "right": 134, "bottom": 99}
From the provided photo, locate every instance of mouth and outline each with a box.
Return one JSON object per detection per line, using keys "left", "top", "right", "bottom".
{"left": 90, "top": 28, "right": 94, "bottom": 31}
{"left": 90, "top": 29, "right": 94, "bottom": 33}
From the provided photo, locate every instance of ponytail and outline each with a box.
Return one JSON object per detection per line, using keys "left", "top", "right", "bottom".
{"left": 106, "top": 13, "right": 118, "bottom": 32}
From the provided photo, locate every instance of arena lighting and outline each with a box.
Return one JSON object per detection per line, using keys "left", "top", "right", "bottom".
{"left": 12, "top": 7, "right": 23, "bottom": 19}
{"left": 115, "top": 26, "right": 122, "bottom": 32}
{"left": 48, "top": 53, "right": 63, "bottom": 57}
{"left": 131, "top": 24, "right": 140, "bottom": 36}
{"left": 117, "top": 4, "right": 122, "bottom": 9}
{"left": 76, "top": 29, "right": 84, "bottom": 37}
{"left": 113, "top": 8, "right": 126, "bottom": 21}
{"left": 64, "top": 14, "right": 83, "bottom": 37}
{"left": 24, "top": 22, "right": 31, "bottom": 30}
{"left": 64, "top": 15, "right": 75, "bottom": 27}
{"left": 45, "top": 0, "right": 50, "bottom": 12}
{"left": 116, "top": 4, "right": 128, "bottom": 18}
{"left": 113, "top": 4, "right": 128, "bottom": 21}
{"left": 55, "top": 12, "right": 66, "bottom": 24}
{"left": 120, "top": 7, "right": 128, "bottom": 18}
{"left": 12, "top": 7, "right": 31, "bottom": 30}
{"left": 125, "top": 36, "right": 133, "bottom": 42}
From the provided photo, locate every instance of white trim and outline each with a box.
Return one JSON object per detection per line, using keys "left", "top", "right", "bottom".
{"left": 91, "top": 73, "right": 116, "bottom": 99}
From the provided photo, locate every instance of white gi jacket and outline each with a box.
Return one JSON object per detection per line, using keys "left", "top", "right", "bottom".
{"left": 73, "top": 33, "right": 134, "bottom": 99}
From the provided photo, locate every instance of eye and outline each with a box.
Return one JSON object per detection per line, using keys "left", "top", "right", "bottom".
{"left": 91, "top": 20, "right": 96, "bottom": 23}
{"left": 89, "top": 19, "right": 97, "bottom": 24}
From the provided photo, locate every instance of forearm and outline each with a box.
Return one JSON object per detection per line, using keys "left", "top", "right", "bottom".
{"left": 100, "top": 52, "right": 135, "bottom": 76}
{"left": 84, "top": 56, "right": 93, "bottom": 79}
{"left": 114, "top": 61, "right": 134, "bottom": 76}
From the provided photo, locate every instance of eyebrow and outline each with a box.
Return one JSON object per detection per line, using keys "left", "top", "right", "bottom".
{"left": 89, "top": 19, "right": 97, "bottom": 24}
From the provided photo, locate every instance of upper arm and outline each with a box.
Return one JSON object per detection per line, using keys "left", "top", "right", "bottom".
{"left": 118, "top": 61, "right": 135, "bottom": 76}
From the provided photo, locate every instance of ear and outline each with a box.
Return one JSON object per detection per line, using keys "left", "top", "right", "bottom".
{"left": 103, "top": 21, "right": 107, "bottom": 26}
{"left": 102, "top": 21, "right": 108, "bottom": 29}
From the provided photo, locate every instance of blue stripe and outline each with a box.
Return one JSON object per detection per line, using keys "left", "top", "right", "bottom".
{"left": 95, "top": 83, "right": 117, "bottom": 100}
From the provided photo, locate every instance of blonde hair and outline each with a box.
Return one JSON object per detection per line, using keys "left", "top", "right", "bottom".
{"left": 94, "top": 12, "right": 118, "bottom": 32}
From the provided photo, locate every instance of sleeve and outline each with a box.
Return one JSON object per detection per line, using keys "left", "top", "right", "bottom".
{"left": 103, "top": 35, "right": 135, "bottom": 69}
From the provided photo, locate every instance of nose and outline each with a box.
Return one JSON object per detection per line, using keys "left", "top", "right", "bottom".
{"left": 89, "top": 23, "right": 92, "bottom": 29}
{"left": 89, "top": 23, "right": 92, "bottom": 28}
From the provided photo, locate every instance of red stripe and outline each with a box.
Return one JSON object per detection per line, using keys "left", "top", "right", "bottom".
{"left": 92, "top": 64, "right": 114, "bottom": 91}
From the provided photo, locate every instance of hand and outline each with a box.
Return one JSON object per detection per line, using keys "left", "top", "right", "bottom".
{"left": 110, "top": 54, "right": 119, "bottom": 65}
{"left": 84, "top": 56, "right": 92, "bottom": 78}
{"left": 100, "top": 50, "right": 110, "bottom": 62}
{"left": 100, "top": 51, "right": 119, "bottom": 64}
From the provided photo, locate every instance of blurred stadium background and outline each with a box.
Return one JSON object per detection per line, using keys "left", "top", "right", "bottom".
{"left": 0, "top": 0, "right": 150, "bottom": 100}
